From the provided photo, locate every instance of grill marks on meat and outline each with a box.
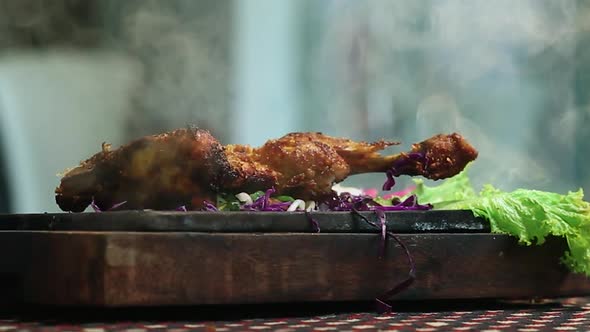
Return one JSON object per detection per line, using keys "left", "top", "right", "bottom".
{"left": 55, "top": 129, "right": 478, "bottom": 212}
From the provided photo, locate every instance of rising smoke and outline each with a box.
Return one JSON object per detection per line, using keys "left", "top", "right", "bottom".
{"left": 309, "top": 0, "right": 589, "bottom": 193}
{"left": 0, "top": 0, "right": 234, "bottom": 140}
{"left": 109, "top": 0, "right": 233, "bottom": 142}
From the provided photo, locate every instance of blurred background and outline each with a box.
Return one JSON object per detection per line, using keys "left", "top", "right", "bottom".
{"left": 0, "top": 0, "right": 588, "bottom": 213}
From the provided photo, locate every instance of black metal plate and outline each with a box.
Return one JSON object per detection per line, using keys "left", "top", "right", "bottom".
{"left": 0, "top": 210, "right": 488, "bottom": 233}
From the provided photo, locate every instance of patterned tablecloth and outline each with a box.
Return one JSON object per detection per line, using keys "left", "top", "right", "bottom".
{"left": 1, "top": 298, "right": 589, "bottom": 331}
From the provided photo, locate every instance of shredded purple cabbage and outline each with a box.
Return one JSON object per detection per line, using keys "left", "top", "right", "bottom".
{"left": 240, "top": 187, "right": 293, "bottom": 211}
{"left": 305, "top": 211, "right": 321, "bottom": 233}
{"left": 320, "top": 192, "right": 431, "bottom": 212}
{"left": 90, "top": 200, "right": 101, "bottom": 212}
{"left": 378, "top": 195, "right": 433, "bottom": 211}
{"left": 321, "top": 192, "right": 375, "bottom": 211}
{"left": 352, "top": 208, "right": 416, "bottom": 314}
{"left": 375, "top": 232, "right": 416, "bottom": 314}
{"left": 203, "top": 201, "right": 219, "bottom": 212}
{"left": 382, "top": 170, "right": 396, "bottom": 191}
{"left": 175, "top": 205, "right": 188, "bottom": 212}
{"left": 382, "top": 152, "right": 428, "bottom": 191}
{"left": 90, "top": 198, "right": 127, "bottom": 212}
{"left": 317, "top": 191, "right": 423, "bottom": 311}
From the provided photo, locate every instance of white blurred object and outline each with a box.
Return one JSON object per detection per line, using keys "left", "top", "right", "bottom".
{"left": 331, "top": 183, "right": 364, "bottom": 196}
{"left": 0, "top": 50, "right": 140, "bottom": 213}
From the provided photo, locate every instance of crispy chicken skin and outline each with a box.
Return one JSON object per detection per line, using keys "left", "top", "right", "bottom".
{"left": 222, "top": 133, "right": 400, "bottom": 199}
{"left": 56, "top": 128, "right": 228, "bottom": 212}
{"left": 55, "top": 129, "right": 478, "bottom": 212}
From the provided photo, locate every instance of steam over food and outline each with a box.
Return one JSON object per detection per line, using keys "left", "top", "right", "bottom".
{"left": 55, "top": 128, "right": 478, "bottom": 212}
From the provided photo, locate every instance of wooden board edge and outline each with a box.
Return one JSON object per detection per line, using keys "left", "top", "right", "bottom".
{"left": 0, "top": 231, "right": 588, "bottom": 306}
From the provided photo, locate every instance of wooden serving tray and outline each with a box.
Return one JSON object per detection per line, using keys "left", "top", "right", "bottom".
{"left": 0, "top": 210, "right": 588, "bottom": 306}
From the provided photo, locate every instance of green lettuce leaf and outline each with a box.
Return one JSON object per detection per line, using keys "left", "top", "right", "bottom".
{"left": 217, "top": 194, "right": 241, "bottom": 211}
{"left": 275, "top": 195, "right": 295, "bottom": 202}
{"left": 373, "top": 196, "right": 394, "bottom": 206}
{"left": 413, "top": 169, "right": 477, "bottom": 208}
{"left": 413, "top": 171, "right": 590, "bottom": 276}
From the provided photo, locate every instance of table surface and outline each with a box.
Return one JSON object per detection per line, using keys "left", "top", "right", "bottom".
{"left": 1, "top": 298, "right": 589, "bottom": 331}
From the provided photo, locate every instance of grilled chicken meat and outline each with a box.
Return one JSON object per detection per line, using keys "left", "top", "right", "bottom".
{"left": 55, "top": 128, "right": 478, "bottom": 212}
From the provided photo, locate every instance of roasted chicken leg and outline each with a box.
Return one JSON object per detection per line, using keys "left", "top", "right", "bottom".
{"left": 55, "top": 128, "right": 478, "bottom": 212}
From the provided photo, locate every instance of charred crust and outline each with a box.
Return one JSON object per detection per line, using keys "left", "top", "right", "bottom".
{"left": 55, "top": 193, "right": 92, "bottom": 213}
{"left": 411, "top": 133, "right": 478, "bottom": 180}
{"left": 204, "top": 143, "right": 232, "bottom": 192}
